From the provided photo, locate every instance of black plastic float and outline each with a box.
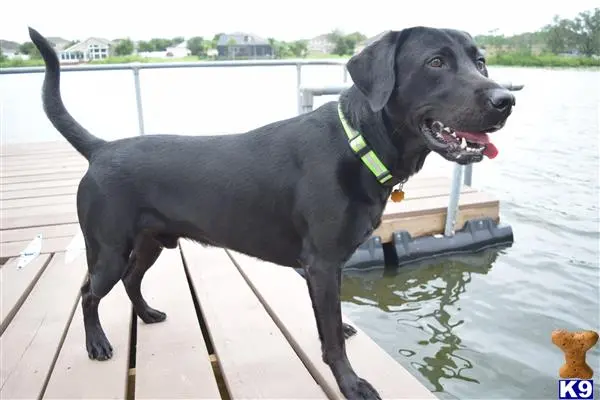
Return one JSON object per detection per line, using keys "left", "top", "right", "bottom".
{"left": 341, "top": 217, "right": 514, "bottom": 271}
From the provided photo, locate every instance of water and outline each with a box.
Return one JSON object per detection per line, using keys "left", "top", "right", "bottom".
{"left": 1, "top": 65, "right": 599, "bottom": 399}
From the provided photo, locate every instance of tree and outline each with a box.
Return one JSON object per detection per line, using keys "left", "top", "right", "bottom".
{"left": 148, "top": 38, "right": 171, "bottom": 51}
{"left": 212, "top": 33, "right": 224, "bottom": 48}
{"left": 542, "top": 16, "right": 578, "bottom": 54}
{"left": 187, "top": 36, "right": 206, "bottom": 56}
{"left": 227, "top": 38, "right": 237, "bottom": 59}
{"left": 18, "top": 42, "right": 40, "bottom": 58}
{"left": 268, "top": 38, "right": 293, "bottom": 59}
{"left": 327, "top": 29, "right": 365, "bottom": 56}
{"left": 289, "top": 40, "right": 308, "bottom": 57}
{"left": 572, "top": 8, "right": 600, "bottom": 56}
{"left": 137, "top": 40, "right": 154, "bottom": 52}
{"left": 114, "top": 38, "right": 134, "bottom": 56}
{"left": 171, "top": 36, "right": 185, "bottom": 46}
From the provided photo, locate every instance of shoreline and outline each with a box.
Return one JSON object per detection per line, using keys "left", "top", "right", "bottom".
{"left": 1, "top": 53, "right": 599, "bottom": 70}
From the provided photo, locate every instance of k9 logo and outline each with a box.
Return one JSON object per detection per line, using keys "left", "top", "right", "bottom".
{"left": 558, "top": 380, "right": 594, "bottom": 400}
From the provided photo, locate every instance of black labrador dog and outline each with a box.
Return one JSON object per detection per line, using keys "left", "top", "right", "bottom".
{"left": 29, "top": 26, "right": 514, "bottom": 399}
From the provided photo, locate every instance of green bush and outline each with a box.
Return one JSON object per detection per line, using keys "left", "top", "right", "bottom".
{"left": 486, "top": 53, "right": 600, "bottom": 68}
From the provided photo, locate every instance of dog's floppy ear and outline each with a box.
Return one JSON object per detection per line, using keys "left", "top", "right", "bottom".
{"left": 346, "top": 30, "right": 403, "bottom": 112}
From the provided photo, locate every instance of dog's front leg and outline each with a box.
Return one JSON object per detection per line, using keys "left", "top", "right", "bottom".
{"left": 303, "top": 260, "right": 381, "bottom": 400}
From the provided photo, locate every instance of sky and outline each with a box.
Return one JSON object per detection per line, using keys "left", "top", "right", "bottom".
{"left": 1, "top": 0, "right": 598, "bottom": 43}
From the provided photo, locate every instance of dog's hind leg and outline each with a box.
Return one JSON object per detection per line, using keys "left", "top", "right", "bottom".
{"left": 122, "top": 234, "right": 165, "bottom": 323}
{"left": 81, "top": 241, "right": 130, "bottom": 361}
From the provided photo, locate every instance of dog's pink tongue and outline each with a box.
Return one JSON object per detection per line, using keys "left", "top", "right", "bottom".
{"left": 455, "top": 131, "right": 498, "bottom": 159}
{"left": 482, "top": 143, "right": 498, "bottom": 159}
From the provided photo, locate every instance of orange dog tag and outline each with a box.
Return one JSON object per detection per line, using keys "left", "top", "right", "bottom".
{"left": 391, "top": 189, "right": 405, "bottom": 202}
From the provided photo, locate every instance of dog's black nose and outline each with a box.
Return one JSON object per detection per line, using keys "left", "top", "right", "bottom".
{"left": 488, "top": 89, "right": 515, "bottom": 112}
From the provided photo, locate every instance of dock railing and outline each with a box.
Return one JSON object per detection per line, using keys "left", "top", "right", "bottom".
{"left": 1, "top": 59, "right": 522, "bottom": 239}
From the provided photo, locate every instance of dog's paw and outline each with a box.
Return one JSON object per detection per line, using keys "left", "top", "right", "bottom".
{"left": 139, "top": 307, "right": 167, "bottom": 324}
{"left": 343, "top": 322, "right": 358, "bottom": 339}
{"left": 86, "top": 333, "right": 113, "bottom": 361}
{"left": 341, "top": 377, "right": 382, "bottom": 400}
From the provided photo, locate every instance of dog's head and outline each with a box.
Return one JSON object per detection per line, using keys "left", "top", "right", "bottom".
{"left": 346, "top": 27, "right": 515, "bottom": 165}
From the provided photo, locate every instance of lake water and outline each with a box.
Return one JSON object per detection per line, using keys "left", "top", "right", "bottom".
{"left": 1, "top": 64, "right": 599, "bottom": 399}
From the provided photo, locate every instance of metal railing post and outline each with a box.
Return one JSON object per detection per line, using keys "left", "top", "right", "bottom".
{"left": 444, "top": 164, "right": 464, "bottom": 236}
{"left": 342, "top": 65, "right": 348, "bottom": 83}
{"left": 300, "top": 89, "right": 314, "bottom": 114}
{"left": 296, "top": 63, "right": 303, "bottom": 115}
{"left": 132, "top": 64, "right": 146, "bottom": 136}
{"left": 463, "top": 164, "right": 473, "bottom": 186}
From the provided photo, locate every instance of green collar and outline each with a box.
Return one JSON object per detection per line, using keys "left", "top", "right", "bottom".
{"left": 337, "top": 103, "right": 394, "bottom": 185}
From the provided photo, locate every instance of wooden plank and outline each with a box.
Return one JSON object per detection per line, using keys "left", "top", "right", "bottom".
{"left": 0, "top": 170, "right": 84, "bottom": 183}
{"left": 1, "top": 235, "right": 75, "bottom": 259}
{"left": 1, "top": 194, "right": 76, "bottom": 209}
{"left": 44, "top": 285, "right": 132, "bottom": 399}
{"left": 0, "top": 185, "right": 78, "bottom": 200}
{"left": 135, "top": 248, "right": 221, "bottom": 399}
{"left": 1, "top": 223, "right": 80, "bottom": 243}
{"left": 0, "top": 165, "right": 85, "bottom": 178}
{"left": 374, "top": 202, "right": 499, "bottom": 242}
{"left": 403, "top": 177, "right": 452, "bottom": 189}
{"left": 0, "top": 152, "right": 75, "bottom": 161}
{"left": 383, "top": 190, "right": 498, "bottom": 219}
{"left": 401, "top": 185, "right": 475, "bottom": 201}
{"left": 0, "top": 152, "right": 83, "bottom": 163}
{"left": 1, "top": 178, "right": 81, "bottom": 192}
{"left": 1, "top": 155, "right": 84, "bottom": 168}
{"left": 180, "top": 241, "right": 326, "bottom": 399}
{"left": 1, "top": 212, "right": 78, "bottom": 231}
{"left": 5, "top": 203, "right": 77, "bottom": 219}
{"left": 0, "top": 254, "right": 52, "bottom": 334}
{"left": 0, "top": 141, "right": 73, "bottom": 155}
{"left": 229, "top": 251, "right": 437, "bottom": 399}
{"left": 0, "top": 162, "right": 86, "bottom": 176}
{"left": 0, "top": 252, "right": 87, "bottom": 399}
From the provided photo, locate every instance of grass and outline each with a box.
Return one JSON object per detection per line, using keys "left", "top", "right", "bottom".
{"left": 486, "top": 53, "right": 600, "bottom": 68}
{"left": 1, "top": 52, "right": 598, "bottom": 69}
{"left": 0, "top": 55, "right": 200, "bottom": 68}
{"left": 90, "top": 55, "right": 199, "bottom": 64}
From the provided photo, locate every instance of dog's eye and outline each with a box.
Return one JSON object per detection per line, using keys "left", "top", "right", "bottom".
{"left": 429, "top": 57, "right": 443, "bottom": 68}
{"left": 476, "top": 59, "right": 486, "bottom": 70}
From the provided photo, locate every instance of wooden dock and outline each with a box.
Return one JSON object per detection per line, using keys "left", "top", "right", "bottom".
{"left": 0, "top": 140, "right": 499, "bottom": 399}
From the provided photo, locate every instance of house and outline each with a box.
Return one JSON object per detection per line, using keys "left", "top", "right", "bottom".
{"left": 307, "top": 34, "right": 334, "bottom": 54}
{"left": 59, "top": 37, "right": 112, "bottom": 63}
{"left": 354, "top": 31, "right": 387, "bottom": 54}
{"left": 165, "top": 41, "right": 191, "bottom": 58}
{"left": 0, "top": 39, "right": 19, "bottom": 59}
{"left": 206, "top": 48, "right": 218, "bottom": 58}
{"left": 216, "top": 33, "right": 273, "bottom": 59}
{"left": 47, "top": 37, "right": 72, "bottom": 52}
{"left": 137, "top": 41, "right": 191, "bottom": 59}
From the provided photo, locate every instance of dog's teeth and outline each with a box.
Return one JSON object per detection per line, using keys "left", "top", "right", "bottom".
{"left": 432, "top": 121, "right": 444, "bottom": 132}
{"left": 460, "top": 138, "right": 467, "bottom": 149}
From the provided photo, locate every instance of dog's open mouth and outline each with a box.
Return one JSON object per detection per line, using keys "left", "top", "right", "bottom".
{"left": 420, "top": 120, "right": 499, "bottom": 162}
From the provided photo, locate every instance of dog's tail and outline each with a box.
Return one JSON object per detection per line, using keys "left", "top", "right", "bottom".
{"left": 28, "top": 27, "right": 106, "bottom": 160}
